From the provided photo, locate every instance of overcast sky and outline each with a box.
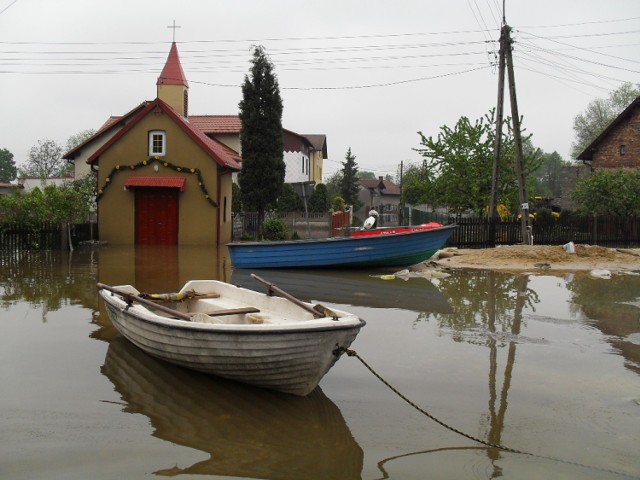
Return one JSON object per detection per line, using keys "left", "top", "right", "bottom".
{"left": 1, "top": 0, "right": 639, "bottom": 180}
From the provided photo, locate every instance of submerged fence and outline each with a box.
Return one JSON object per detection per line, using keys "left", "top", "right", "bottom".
{"left": 0, "top": 223, "right": 98, "bottom": 251}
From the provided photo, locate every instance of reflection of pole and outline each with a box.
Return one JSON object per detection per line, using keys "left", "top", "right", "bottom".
{"left": 485, "top": 273, "right": 527, "bottom": 474}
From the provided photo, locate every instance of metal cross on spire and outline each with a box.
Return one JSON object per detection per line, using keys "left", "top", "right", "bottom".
{"left": 167, "top": 20, "right": 181, "bottom": 42}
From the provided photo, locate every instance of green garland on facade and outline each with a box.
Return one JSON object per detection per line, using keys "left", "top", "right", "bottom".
{"left": 96, "top": 156, "right": 218, "bottom": 207}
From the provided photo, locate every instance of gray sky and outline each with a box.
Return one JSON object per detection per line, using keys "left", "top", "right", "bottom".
{"left": 1, "top": 0, "right": 639, "bottom": 180}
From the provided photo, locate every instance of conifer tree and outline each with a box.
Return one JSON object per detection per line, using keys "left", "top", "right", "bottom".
{"left": 238, "top": 46, "right": 285, "bottom": 238}
{"left": 339, "top": 147, "right": 362, "bottom": 211}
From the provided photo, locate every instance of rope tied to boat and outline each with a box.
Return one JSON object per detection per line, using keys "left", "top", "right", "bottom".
{"left": 339, "top": 348, "right": 526, "bottom": 454}
{"left": 338, "top": 347, "right": 640, "bottom": 479}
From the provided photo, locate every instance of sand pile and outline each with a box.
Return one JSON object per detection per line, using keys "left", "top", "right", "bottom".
{"left": 430, "top": 244, "right": 640, "bottom": 273}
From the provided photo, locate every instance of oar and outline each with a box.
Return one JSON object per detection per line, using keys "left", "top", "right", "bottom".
{"left": 97, "top": 283, "right": 192, "bottom": 321}
{"left": 250, "top": 273, "right": 323, "bottom": 318}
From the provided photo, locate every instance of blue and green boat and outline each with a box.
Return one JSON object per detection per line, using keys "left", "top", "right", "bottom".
{"left": 227, "top": 224, "right": 456, "bottom": 269}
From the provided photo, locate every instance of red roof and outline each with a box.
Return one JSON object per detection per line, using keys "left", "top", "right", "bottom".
{"left": 87, "top": 98, "right": 241, "bottom": 171}
{"left": 63, "top": 102, "right": 149, "bottom": 160}
{"left": 157, "top": 42, "right": 188, "bottom": 87}
{"left": 124, "top": 176, "right": 186, "bottom": 191}
{"left": 189, "top": 115, "right": 242, "bottom": 133}
{"left": 359, "top": 178, "right": 401, "bottom": 196}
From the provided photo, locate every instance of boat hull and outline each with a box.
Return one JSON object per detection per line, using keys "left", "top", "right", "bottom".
{"left": 227, "top": 224, "right": 456, "bottom": 269}
{"left": 99, "top": 282, "right": 365, "bottom": 396}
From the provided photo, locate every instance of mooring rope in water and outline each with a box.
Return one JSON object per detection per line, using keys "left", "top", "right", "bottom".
{"left": 340, "top": 347, "right": 639, "bottom": 479}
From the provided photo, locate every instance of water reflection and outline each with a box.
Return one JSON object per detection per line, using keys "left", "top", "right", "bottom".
{"left": 97, "top": 245, "right": 232, "bottom": 294}
{"left": 0, "top": 249, "right": 99, "bottom": 316}
{"left": 2, "top": 248, "right": 639, "bottom": 478}
{"left": 231, "top": 268, "right": 453, "bottom": 313}
{"left": 566, "top": 273, "right": 640, "bottom": 374}
{"left": 102, "top": 336, "right": 363, "bottom": 479}
{"left": 422, "top": 269, "right": 640, "bottom": 477}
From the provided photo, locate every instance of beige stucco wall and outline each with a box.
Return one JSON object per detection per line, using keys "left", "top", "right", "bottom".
{"left": 209, "top": 133, "right": 241, "bottom": 154}
{"left": 96, "top": 109, "right": 232, "bottom": 245}
{"left": 310, "top": 150, "right": 323, "bottom": 184}
{"left": 157, "top": 84, "right": 186, "bottom": 116}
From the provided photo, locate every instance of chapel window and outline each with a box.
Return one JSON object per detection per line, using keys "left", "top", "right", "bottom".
{"left": 149, "top": 130, "right": 166, "bottom": 156}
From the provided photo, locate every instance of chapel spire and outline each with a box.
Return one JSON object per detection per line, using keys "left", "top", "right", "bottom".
{"left": 157, "top": 42, "right": 189, "bottom": 116}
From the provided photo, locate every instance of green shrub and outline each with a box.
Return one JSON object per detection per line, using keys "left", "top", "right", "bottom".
{"left": 263, "top": 217, "right": 289, "bottom": 241}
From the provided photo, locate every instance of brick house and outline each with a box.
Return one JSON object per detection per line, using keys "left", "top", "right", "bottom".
{"left": 577, "top": 96, "right": 640, "bottom": 169}
{"left": 554, "top": 96, "right": 640, "bottom": 211}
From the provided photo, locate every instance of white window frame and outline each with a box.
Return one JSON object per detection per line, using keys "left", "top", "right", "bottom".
{"left": 149, "top": 130, "right": 166, "bottom": 156}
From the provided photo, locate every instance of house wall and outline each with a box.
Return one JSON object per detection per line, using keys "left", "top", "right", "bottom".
{"left": 558, "top": 164, "right": 591, "bottom": 211}
{"left": 284, "top": 151, "right": 310, "bottom": 183}
{"left": 590, "top": 107, "right": 640, "bottom": 169}
{"left": 209, "top": 133, "right": 241, "bottom": 154}
{"left": 96, "top": 110, "right": 229, "bottom": 245}
{"left": 18, "top": 177, "right": 73, "bottom": 191}
{"left": 72, "top": 119, "right": 137, "bottom": 180}
{"left": 157, "top": 84, "right": 186, "bottom": 116}
{"left": 310, "top": 150, "right": 323, "bottom": 184}
{"left": 283, "top": 131, "right": 311, "bottom": 183}
{"left": 356, "top": 189, "right": 401, "bottom": 226}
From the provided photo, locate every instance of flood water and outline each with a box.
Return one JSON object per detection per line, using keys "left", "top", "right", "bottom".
{"left": 1, "top": 245, "right": 639, "bottom": 480}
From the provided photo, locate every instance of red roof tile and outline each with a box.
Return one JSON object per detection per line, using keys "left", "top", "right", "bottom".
{"left": 124, "top": 176, "right": 186, "bottom": 191}
{"left": 189, "top": 115, "right": 242, "bottom": 133}
{"left": 157, "top": 42, "right": 188, "bottom": 87}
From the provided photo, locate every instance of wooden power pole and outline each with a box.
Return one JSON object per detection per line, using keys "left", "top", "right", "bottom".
{"left": 489, "top": 24, "right": 532, "bottom": 245}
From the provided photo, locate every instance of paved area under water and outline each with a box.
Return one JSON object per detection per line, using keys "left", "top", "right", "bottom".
{"left": 1, "top": 246, "right": 639, "bottom": 479}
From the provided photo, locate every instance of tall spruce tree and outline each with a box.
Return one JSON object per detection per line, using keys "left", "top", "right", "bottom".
{"left": 0, "top": 148, "right": 17, "bottom": 182}
{"left": 339, "top": 147, "right": 362, "bottom": 211}
{"left": 238, "top": 46, "right": 285, "bottom": 238}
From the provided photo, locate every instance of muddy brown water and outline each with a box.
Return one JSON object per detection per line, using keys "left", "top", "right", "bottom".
{"left": 1, "top": 246, "right": 639, "bottom": 479}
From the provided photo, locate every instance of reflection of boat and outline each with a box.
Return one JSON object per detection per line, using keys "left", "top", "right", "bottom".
{"left": 102, "top": 336, "right": 363, "bottom": 479}
{"left": 227, "top": 224, "right": 456, "bottom": 268}
{"left": 232, "top": 268, "right": 453, "bottom": 314}
{"left": 98, "top": 279, "right": 365, "bottom": 395}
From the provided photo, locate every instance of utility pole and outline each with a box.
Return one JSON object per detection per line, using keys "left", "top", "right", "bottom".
{"left": 489, "top": 25, "right": 508, "bottom": 222}
{"left": 398, "top": 160, "right": 404, "bottom": 226}
{"left": 489, "top": 23, "right": 532, "bottom": 245}
{"left": 504, "top": 26, "right": 532, "bottom": 245}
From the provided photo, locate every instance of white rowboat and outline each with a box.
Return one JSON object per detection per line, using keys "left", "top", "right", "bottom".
{"left": 98, "top": 276, "right": 365, "bottom": 396}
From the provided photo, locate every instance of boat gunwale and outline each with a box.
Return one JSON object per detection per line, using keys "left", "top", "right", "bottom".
{"left": 226, "top": 223, "right": 457, "bottom": 247}
{"left": 100, "top": 290, "right": 366, "bottom": 335}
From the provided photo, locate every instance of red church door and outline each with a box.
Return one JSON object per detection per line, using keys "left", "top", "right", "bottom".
{"left": 135, "top": 187, "right": 179, "bottom": 245}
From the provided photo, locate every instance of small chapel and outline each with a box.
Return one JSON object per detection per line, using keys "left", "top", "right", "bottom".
{"left": 64, "top": 42, "right": 327, "bottom": 246}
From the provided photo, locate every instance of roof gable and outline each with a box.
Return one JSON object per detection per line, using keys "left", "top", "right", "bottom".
{"left": 578, "top": 96, "right": 640, "bottom": 161}
{"left": 63, "top": 102, "right": 150, "bottom": 160}
{"left": 87, "top": 98, "right": 240, "bottom": 170}
{"left": 359, "top": 178, "right": 401, "bottom": 195}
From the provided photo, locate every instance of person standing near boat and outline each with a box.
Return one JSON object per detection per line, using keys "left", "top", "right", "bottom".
{"left": 364, "top": 209, "right": 379, "bottom": 229}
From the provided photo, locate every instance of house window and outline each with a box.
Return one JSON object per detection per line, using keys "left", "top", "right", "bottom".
{"left": 620, "top": 144, "right": 627, "bottom": 155}
{"left": 149, "top": 130, "right": 166, "bottom": 156}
